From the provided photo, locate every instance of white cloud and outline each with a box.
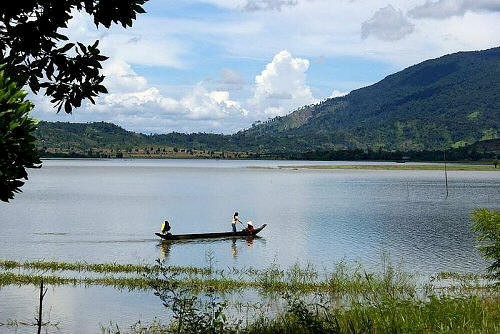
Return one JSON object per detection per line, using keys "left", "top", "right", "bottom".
{"left": 33, "top": 51, "right": 322, "bottom": 133}
{"left": 361, "top": 5, "right": 415, "bottom": 41}
{"left": 250, "top": 50, "right": 318, "bottom": 117}
{"left": 99, "top": 88, "right": 180, "bottom": 114}
{"left": 63, "top": 1, "right": 500, "bottom": 71}
{"left": 95, "top": 51, "right": 317, "bottom": 128}
{"left": 330, "top": 89, "right": 348, "bottom": 98}
{"left": 92, "top": 82, "right": 248, "bottom": 124}
{"left": 409, "top": 0, "right": 500, "bottom": 19}
{"left": 216, "top": 68, "right": 247, "bottom": 92}
{"left": 102, "top": 59, "right": 148, "bottom": 93}
{"left": 219, "top": 68, "right": 246, "bottom": 85}
{"left": 32, "top": 58, "right": 249, "bottom": 133}
{"left": 100, "top": 33, "right": 186, "bottom": 68}
{"left": 64, "top": 10, "right": 187, "bottom": 68}
{"left": 180, "top": 85, "right": 248, "bottom": 120}
{"left": 243, "top": 0, "right": 299, "bottom": 11}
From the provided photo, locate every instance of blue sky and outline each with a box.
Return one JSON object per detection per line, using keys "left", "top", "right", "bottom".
{"left": 32, "top": 0, "right": 500, "bottom": 134}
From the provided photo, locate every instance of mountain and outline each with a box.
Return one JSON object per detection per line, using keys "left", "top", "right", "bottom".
{"left": 35, "top": 47, "right": 499, "bottom": 155}
{"left": 236, "top": 47, "right": 499, "bottom": 151}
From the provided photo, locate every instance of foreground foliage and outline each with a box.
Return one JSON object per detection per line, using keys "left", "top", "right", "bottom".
{"left": 103, "top": 265, "right": 499, "bottom": 334}
{"left": 0, "top": 0, "right": 148, "bottom": 201}
{"left": 472, "top": 209, "right": 500, "bottom": 280}
{"left": 240, "top": 294, "right": 500, "bottom": 334}
{"left": 0, "top": 71, "right": 40, "bottom": 201}
{"left": 1, "top": 258, "right": 498, "bottom": 333}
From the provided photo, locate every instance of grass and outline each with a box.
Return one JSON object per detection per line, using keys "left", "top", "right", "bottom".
{"left": 0, "top": 259, "right": 211, "bottom": 275}
{"left": 0, "top": 272, "right": 158, "bottom": 291}
{"left": 433, "top": 272, "right": 484, "bottom": 280}
{"left": 0, "top": 258, "right": 492, "bottom": 296}
{"left": 97, "top": 267, "right": 499, "bottom": 334}
{"left": 2, "top": 258, "right": 498, "bottom": 333}
{"left": 0, "top": 259, "right": 416, "bottom": 295}
{"left": 241, "top": 294, "right": 500, "bottom": 334}
{"left": 279, "top": 164, "right": 499, "bottom": 171}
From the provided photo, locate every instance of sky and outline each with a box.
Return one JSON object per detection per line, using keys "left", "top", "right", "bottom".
{"left": 31, "top": 0, "right": 500, "bottom": 134}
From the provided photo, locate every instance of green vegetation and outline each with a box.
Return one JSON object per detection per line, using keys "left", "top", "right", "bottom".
{"left": 105, "top": 259, "right": 498, "bottom": 334}
{"left": 35, "top": 121, "right": 498, "bottom": 162}
{"left": 472, "top": 209, "right": 500, "bottom": 279}
{"left": 35, "top": 121, "right": 249, "bottom": 160}
{"left": 0, "top": 259, "right": 210, "bottom": 276}
{"left": 0, "top": 259, "right": 417, "bottom": 294}
{"left": 101, "top": 292, "right": 500, "bottom": 333}
{"left": 1, "top": 258, "right": 498, "bottom": 333}
{"left": 0, "top": 71, "right": 41, "bottom": 202}
{"left": 242, "top": 294, "right": 500, "bottom": 334}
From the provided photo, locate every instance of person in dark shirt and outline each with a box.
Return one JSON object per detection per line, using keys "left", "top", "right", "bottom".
{"left": 161, "top": 220, "right": 171, "bottom": 235}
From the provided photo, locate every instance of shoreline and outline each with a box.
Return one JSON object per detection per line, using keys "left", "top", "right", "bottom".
{"left": 279, "top": 164, "right": 499, "bottom": 171}
{"left": 38, "top": 156, "right": 499, "bottom": 169}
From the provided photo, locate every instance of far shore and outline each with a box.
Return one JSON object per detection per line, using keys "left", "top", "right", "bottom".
{"left": 279, "top": 164, "right": 499, "bottom": 171}
{"left": 38, "top": 157, "right": 500, "bottom": 171}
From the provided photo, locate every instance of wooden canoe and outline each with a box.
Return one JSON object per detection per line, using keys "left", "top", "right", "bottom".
{"left": 155, "top": 224, "right": 267, "bottom": 240}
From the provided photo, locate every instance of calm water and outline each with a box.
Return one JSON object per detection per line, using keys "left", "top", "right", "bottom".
{"left": 1, "top": 159, "right": 499, "bottom": 332}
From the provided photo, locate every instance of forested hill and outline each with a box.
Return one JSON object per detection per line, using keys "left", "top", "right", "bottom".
{"left": 35, "top": 121, "right": 234, "bottom": 152}
{"left": 237, "top": 47, "right": 499, "bottom": 151}
{"left": 34, "top": 121, "right": 498, "bottom": 161}
{"left": 36, "top": 47, "right": 499, "bottom": 155}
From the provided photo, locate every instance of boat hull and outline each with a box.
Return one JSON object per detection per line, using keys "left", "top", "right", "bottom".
{"left": 155, "top": 224, "right": 267, "bottom": 240}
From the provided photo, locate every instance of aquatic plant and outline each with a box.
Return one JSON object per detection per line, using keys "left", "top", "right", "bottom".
{"left": 471, "top": 208, "right": 500, "bottom": 280}
{"left": 0, "top": 259, "right": 211, "bottom": 276}
{"left": 0, "top": 258, "right": 489, "bottom": 296}
{"left": 99, "top": 288, "right": 500, "bottom": 334}
{"left": 6, "top": 257, "right": 494, "bottom": 333}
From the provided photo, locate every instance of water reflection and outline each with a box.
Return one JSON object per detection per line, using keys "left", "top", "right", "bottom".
{"left": 158, "top": 236, "right": 265, "bottom": 261}
{"left": 246, "top": 237, "right": 254, "bottom": 248}
{"left": 158, "top": 241, "right": 172, "bottom": 261}
{"left": 231, "top": 239, "right": 238, "bottom": 258}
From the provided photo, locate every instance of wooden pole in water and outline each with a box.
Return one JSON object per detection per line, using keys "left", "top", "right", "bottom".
{"left": 444, "top": 150, "right": 449, "bottom": 199}
{"left": 37, "top": 279, "right": 47, "bottom": 334}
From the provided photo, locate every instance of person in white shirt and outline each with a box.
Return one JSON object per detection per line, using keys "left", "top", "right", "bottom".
{"left": 231, "top": 212, "right": 242, "bottom": 232}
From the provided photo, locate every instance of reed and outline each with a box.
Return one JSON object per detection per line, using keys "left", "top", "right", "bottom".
{"left": 100, "top": 288, "right": 500, "bottom": 333}
{"left": 434, "top": 272, "right": 484, "bottom": 280}
{"left": 0, "top": 258, "right": 494, "bottom": 296}
{"left": 3, "top": 258, "right": 497, "bottom": 333}
{"left": 0, "top": 261, "right": 413, "bottom": 295}
{"left": 0, "top": 259, "right": 211, "bottom": 276}
{"left": 242, "top": 294, "right": 500, "bottom": 334}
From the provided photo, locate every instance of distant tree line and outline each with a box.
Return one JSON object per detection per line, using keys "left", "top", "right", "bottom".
{"left": 276, "top": 146, "right": 497, "bottom": 162}
{"left": 38, "top": 144, "right": 497, "bottom": 163}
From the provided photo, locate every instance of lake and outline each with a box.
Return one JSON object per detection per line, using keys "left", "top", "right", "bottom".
{"left": 1, "top": 159, "right": 498, "bottom": 332}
